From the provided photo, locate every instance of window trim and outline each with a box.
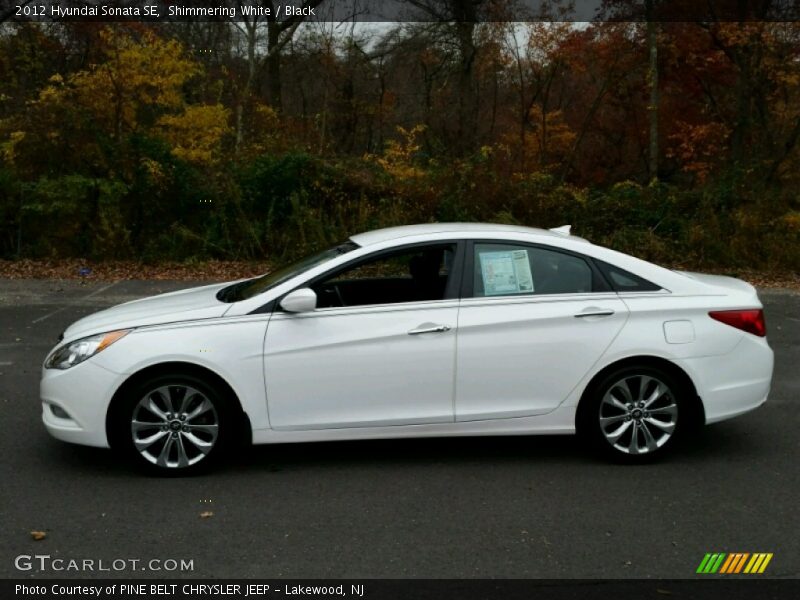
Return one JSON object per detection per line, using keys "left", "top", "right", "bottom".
{"left": 272, "top": 240, "right": 466, "bottom": 313}
{"left": 461, "top": 240, "right": 610, "bottom": 300}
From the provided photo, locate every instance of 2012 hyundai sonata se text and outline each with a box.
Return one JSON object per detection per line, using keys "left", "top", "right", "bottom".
{"left": 41, "top": 223, "right": 774, "bottom": 473}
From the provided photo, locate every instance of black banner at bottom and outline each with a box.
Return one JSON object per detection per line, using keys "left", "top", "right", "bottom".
{"left": 5, "top": 579, "right": 800, "bottom": 600}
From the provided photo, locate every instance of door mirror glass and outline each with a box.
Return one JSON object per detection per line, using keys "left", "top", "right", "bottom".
{"left": 280, "top": 288, "right": 317, "bottom": 313}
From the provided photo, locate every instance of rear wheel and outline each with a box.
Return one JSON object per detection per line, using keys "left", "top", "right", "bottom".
{"left": 111, "top": 373, "right": 234, "bottom": 475}
{"left": 578, "top": 365, "right": 687, "bottom": 463}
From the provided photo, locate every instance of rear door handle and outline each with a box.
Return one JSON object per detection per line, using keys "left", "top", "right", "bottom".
{"left": 574, "top": 309, "right": 615, "bottom": 318}
{"left": 408, "top": 323, "right": 451, "bottom": 335}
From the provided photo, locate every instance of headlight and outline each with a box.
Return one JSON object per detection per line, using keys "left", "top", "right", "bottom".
{"left": 44, "top": 330, "right": 130, "bottom": 370}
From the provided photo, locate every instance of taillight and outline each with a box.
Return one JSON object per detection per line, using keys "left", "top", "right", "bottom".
{"left": 709, "top": 309, "right": 766, "bottom": 337}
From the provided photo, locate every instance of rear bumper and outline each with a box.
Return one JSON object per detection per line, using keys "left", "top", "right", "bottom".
{"left": 675, "top": 334, "right": 774, "bottom": 424}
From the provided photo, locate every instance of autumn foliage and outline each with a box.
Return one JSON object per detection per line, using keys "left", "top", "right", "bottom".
{"left": 0, "top": 20, "right": 799, "bottom": 271}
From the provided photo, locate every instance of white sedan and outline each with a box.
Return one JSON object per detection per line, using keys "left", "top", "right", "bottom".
{"left": 41, "top": 223, "right": 774, "bottom": 473}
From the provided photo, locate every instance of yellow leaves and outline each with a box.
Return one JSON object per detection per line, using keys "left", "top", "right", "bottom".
{"left": 780, "top": 212, "right": 800, "bottom": 232}
{"left": 367, "top": 124, "right": 427, "bottom": 179}
{"left": 23, "top": 27, "right": 229, "bottom": 171}
{"left": 98, "top": 28, "right": 200, "bottom": 105}
{"left": 254, "top": 104, "right": 279, "bottom": 128}
{"left": 37, "top": 28, "right": 202, "bottom": 137}
{"left": 514, "top": 106, "right": 576, "bottom": 171}
{"left": 158, "top": 104, "right": 230, "bottom": 166}
{"left": 1, "top": 131, "right": 26, "bottom": 164}
{"left": 241, "top": 103, "right": 283, "bottom": 155}
{"left": 140, "top": 157, "right": 166, "bottom": 185}
{"left": 610, "top": 180, "right": 643, "bottom": 195}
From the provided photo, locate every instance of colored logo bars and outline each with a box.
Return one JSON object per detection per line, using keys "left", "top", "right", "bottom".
{"left": 697, "top": 553, "right": 773, "bottom": 574}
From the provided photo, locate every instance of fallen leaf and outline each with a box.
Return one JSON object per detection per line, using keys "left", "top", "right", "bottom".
{"left": 0, "top": 259, "right": 273, "bottom": 282}
{"left": 30, "top": 531, "right": 47, "bottom": 540}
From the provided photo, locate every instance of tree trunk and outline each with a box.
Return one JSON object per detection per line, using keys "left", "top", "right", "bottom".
{"left": 235, "top": 19, "right": 258, "bottom": 152}
{"left": 455, "top": 19, "right": 477, "bottom": 155}
{"left": 646, "top": 0, "right": 659, "bottom": 182}
{"left": 266, "top": 20, "right": 282, "bottom": 110}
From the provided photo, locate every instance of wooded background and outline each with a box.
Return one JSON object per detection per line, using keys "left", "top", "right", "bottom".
{"left": 1, "top": 3, "right": 799, "bottom": 272}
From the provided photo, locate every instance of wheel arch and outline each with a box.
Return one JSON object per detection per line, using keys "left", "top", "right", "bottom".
{"left": 105, "top": 361, "right": 252, "bottom": 449}
{"left": 575, "top": 355, "right": 705, "bottom": 431}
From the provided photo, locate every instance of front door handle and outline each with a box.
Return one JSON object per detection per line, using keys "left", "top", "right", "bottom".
{"left": 574, "top": 309, "right": 615, "bottom": 318}
{"left": 408, "top": 323, "right": 451, "bottom": 335}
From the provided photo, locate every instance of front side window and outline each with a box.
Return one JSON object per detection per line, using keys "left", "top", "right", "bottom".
{"left": 218, "top": 241, "right": 359, "bottom": 302}
{"left": 311, "top": 244, "right": 457, "bottom": 308}
{"left": 472, "top": 243, "right": 595, "bottom": 297}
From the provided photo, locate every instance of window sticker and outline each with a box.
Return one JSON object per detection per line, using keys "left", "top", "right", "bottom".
{"left": 478, "top": 249, "right": 534, "bottom": 296}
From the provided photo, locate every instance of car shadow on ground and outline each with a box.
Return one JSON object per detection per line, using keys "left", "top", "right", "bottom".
{"left": 40, "top": 420, "right": 763, "bottom": 478}
{"left": 235, "top": 421, "right": 762, "bottom": 471}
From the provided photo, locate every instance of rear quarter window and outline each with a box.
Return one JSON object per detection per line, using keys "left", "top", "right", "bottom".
{"left": 595, "top": 260, "right": 662, "bottom": 292}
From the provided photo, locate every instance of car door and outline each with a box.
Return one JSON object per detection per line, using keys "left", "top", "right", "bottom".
{"left": 263, "top": 242, "right": 462, "bottom": 430}
{"left": 455, "top": 241, "right": 628, "bottom": 421}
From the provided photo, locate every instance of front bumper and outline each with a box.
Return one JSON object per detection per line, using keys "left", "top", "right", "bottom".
{"left": 40, "top": 360, "right": 125, "bottom": 448}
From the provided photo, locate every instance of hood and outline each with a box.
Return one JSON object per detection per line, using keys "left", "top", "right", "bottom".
{"left": 62, "top": 281, "right": 233, "bottom": 341}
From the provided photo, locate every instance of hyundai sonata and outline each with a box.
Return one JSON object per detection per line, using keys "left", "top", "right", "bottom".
{"left": 41, "top": 223, "right": 773, "bottom": 473}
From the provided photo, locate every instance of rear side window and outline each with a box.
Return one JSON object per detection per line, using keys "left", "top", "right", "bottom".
{"left": 595, "top": 260, "right": 662, "bottom": 292}
{"left": 472, "top": 243, "right": 596, "bottom": 297}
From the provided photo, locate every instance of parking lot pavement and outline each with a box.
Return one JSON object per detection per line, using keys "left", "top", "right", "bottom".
{"left": 0, "top": 279, "right": 797, "bottom": 579}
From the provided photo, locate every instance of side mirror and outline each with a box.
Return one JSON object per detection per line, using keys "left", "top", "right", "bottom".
{"left": 280, "top": 288, "right": 317, "bottom": 313}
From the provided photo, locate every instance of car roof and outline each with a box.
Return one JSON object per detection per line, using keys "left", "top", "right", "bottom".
{"left": 349, "top": 223, "right": 585, "bottom": 247}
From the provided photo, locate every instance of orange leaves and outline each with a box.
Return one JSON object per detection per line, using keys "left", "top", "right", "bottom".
{"left": 667, "top": 121, "right": 730, "bottom": 183}
{"left": 522, "top": 106, "right": 576, "bottom": 171}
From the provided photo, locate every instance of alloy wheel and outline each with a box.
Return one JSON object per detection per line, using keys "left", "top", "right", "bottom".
{"left": 130, "top": 385, "right": 219, "bottom": 468}
{"left": 598, "top": 374, "right": 678, "bottom": 455}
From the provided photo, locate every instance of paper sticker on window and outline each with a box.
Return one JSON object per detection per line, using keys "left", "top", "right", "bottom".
{"left": 479, "top": 249, "right": 534, "bottom": 296}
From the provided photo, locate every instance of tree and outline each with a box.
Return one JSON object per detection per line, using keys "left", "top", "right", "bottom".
{"left": 403, "top": 1, "right": 487, "bottom": 154}
{"left": 645, "top": 0, "right": 659, "bottom": 181}
{"left": 232, "top": 0, "right": 325, "bottom": 150}
{"left": 0, "top": 0, "right": 32, "bottom": 24}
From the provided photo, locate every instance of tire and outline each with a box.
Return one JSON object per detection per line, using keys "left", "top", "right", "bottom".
{"left": 577, "top": 365, "right": 689, "bottom": 463}
{"left": 109, "top": 373, "right": 235, "bottom": 476}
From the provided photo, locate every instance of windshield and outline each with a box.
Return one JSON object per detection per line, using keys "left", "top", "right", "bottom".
{"left": 217, "top": 241, "right": 359, "bottom": 303}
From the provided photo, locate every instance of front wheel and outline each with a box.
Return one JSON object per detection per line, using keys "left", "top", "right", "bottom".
{"left": 110, "top": 374, "right": 233, "bottom": 475}
{"left": 578, "top": 366, "right": 687, "bottom": 463}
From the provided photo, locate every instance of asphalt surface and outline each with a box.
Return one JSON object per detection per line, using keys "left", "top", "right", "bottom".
{"left": 0, "top": 279, "right": 798, "bottom": 579}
